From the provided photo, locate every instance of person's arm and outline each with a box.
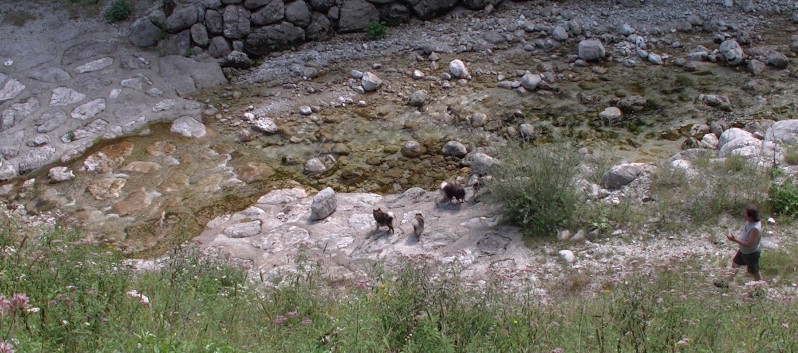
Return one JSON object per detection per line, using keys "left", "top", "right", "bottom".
{"left": 727, "top": 228, "right": 759, "bottom": 247}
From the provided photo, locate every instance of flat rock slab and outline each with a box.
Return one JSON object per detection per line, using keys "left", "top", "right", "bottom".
{"left": 75, "top": 57, "right": 114, "bottom": 73}
{"left": 0, "top": 79, "right": 25, "bottom": 102}
{"left": 50, "top": 87, "right": 87, "bottom": 106}
{"left": 71, "top": 98, "right": 106, "bottom": 120}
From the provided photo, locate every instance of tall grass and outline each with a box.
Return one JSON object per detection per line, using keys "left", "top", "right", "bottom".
{"left": 485, "top": 143, "right": 583, "bottom": 237}
{"left": 2, "top": 215, "right": 798, "bottom": 352}
{"left": 649, "top": 156, "right": 770, "bottom": 230}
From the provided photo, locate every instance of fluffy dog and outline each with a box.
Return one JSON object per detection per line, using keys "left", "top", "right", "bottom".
{"left": 440, "top": 181, "right": 466, "bottom": 203}
{"left": 372, "top": 208, "right": 395, "bottom": 234}
{"left": 412, "top": 213, "right": 425, "bottom": 239}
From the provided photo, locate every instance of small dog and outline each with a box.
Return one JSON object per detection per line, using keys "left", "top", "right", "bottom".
{"left": 372, "top": 208, "right": 395, "bottom": 234}
{"left": 440, "top": 181, "right": 466, "bottom": 203}
{"left": 412, "top": 213, "right": 425, "bottom": 239}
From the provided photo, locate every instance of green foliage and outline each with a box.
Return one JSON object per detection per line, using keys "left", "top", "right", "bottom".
{"left": 2, "top": 216, "right": 798, "bottom": 352}
{"left": 650, "top": 156, "right": 769, "bottom": 229}
{"left": 365, "top": 21, "right": 387, "bottom": 40}
{"left": 784, "top": 145, "right": 798, "bottom": 165}
{"left": 104, "top": 0, "right": 131, "bottom": 23}
{"left": 769, "top": 180, "right": 798, "bottom": 216}
{"left": 486, "top": 143, "right": 583, "bottom": 237}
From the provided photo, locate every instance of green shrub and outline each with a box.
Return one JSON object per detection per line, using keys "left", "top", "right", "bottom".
{"left": 769, "top": 180, "right": 798, "bottom": 216}
{"left": 784, "top": 146, "right": 798, "bottom": 165}
{"left": 104, "top": 0, "right": 131, "bottom": 23}
{"left": 365, "top": 21, "right": 386, "bottom": 40}
{"left": 485, "top": 143, "right": 583, "bottom": 237}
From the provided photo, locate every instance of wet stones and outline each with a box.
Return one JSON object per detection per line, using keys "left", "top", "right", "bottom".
{"left": 251, "top": 116, "right": 278, "bottom": 134}
{"left": 718, "top": 39, "right": 744, "bottom": 66}
{"left": 400, "top": 140, "right": 425, "bottom": 158}
{"left": 48, "top": 166, "right": 75, "bottom": 182}
{"left": 442, "top": 141, "right": 467, "bottom": 158}
{"left": 577, "top": 39, "right": 605, "bottom": 61}
{"left": 86, "top": 177, "right": 126, "bottom": 201}
{"left": 170, "top": 116, "right": 207, "bottom": 138}
{"left": 80, "top": 141, "right": 135, "bottom": 173}
{"left": 304, "top": 154, "right": 336, "bottom": 174}
{"left": 408, "top": 90, "right": 429, "bottom": 107}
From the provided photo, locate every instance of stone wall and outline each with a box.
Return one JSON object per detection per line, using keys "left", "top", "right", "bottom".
{"left": 128, "top": 0, "right": 505, "bottom": 61}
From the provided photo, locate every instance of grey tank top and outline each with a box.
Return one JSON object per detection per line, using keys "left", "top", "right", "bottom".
{"left": 739, "top": 221, "right": 762, "bottom": 254}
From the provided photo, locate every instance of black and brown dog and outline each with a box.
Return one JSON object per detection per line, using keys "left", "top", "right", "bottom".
{"left": 440, "top": 181, "right": 466, "bottom": 203}
{"left": 372, "top": 208, "right": 395, "bottom": 234}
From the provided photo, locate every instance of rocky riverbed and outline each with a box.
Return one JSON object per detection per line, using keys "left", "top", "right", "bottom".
{"left": 2, "top": 0, "right": 798, "bottom": 300}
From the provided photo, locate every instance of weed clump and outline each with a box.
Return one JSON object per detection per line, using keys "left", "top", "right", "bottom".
{"left": 104, "top": 0, "right": 132, "bottom": 23}
{"left": 365, "top": 20, "right": 386, "bottom": 40}
{"left": 485, "top": 143, "right": 583, "bottom": 237}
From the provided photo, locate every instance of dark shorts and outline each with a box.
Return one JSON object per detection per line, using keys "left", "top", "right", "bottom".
{"left": 733, "top": 250, "right": 761, "bottom": 275}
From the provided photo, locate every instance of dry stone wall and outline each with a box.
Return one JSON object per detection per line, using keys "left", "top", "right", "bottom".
{"left": 128, "top": 0, "right": 505, "bottom": 60}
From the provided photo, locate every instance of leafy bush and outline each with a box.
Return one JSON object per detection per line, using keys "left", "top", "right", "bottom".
{"left": 365, "top": 21, "right": 386, "bottom": 40}
{"left": 104, "top": 0, "right": 131, "bottom": 23}
{"left": 769, "top": 180, "right": 798, "bottom": 216}
{"left": 485, "top": 143, "right": 583, "bottom": 237}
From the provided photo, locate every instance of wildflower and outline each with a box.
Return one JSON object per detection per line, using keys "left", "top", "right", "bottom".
{"left": 273, "top": 315, "right": 287, "bottom": 325}
{"left": 355, "top": 278, "right": 371, "bottom": 289}
{"left": 676, "top": 337, "right": 689, "bottom": 348}
{"left": 301, "top": 317, "right": 312, "bottom": 326}
{"left": 127, "top": 290, "right": 150, "bottom": 306}
{"left": 10, "top": 294, "right": 29, "bottom": 311}
{"left": 0, "top": 296, "right": 11, "bottom": 315}
{"left": 27, "top": 307, "right": 40, "bottom": 313}
{"left": 286, "top": 311, "right": 298, "bottom": 318}
{"left": 0, "top": 341, "right": 13, "bottom": 353}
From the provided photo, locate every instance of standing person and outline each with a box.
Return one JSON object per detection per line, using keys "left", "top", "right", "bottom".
{"left": 717, "top": 205, "right": 764, "bottom": 287}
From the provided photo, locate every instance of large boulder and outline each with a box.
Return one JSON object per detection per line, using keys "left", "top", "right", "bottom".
{"left": 310, "top": 187, "right": 337, "bottom": 221}
{"left": 766, "top": 120, "right": 798, "bottom": 144}
{"left": 404, "top": 0, "right": 458, "bottom": 20}
{"left": 601, "top": 163, "right": 656, "bottom": 190}
{"left": 718, "top": 128, "right": 762, "bottom": 158}
{"left": 578, "top": 39, "right": 605, "bottom": 61}
{"left": 250, "top": 0, "right": 285, "bottom": 26}
{"left": 306, "top": 12, "right": 333, "bottom": 41}
{"left": 245, "top": 22, "right": 306, "bottom": 57}
{"left": 129, "top": 17, "right": 163, "bottom": 48}
{"left": 379, "top": 3, "right": 410, "bottom": 26}
{"left": 205, "top": 9, "right": 224, "bottom": 35}
{"left": 166, "top": 6, "right": 199, "bottom": 33}
{"left": 338, "top": 0, "right": 379, "bottom": 33}
{"left": 223, "top": 5, "right": 252, "bottom": 39}
{"left": 719, "top": 39, "right": 745, "bottom": 66}
{"left": 285, "top": 0, "right": 312, "bottom": 27}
